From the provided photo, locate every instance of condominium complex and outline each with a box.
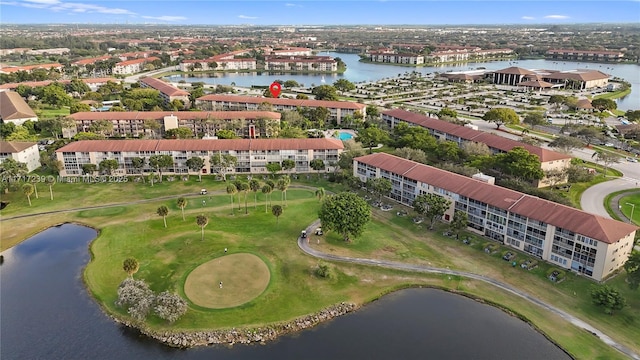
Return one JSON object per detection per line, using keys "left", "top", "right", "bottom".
{"left": 366, "top": 52, "right": 425, "bottom": 65}
{"left": 56, "top": 138, "right": 343, "bottom": 176}
{"left": 264, "top": 56, "right": 338, "bottom": 72}
{"left": 197, "top": 94, "right": 366, "bottom": 124}
{"left": 139, "top": 77, "right": 190, "bottom": 107}
{"left": 491, "top": 67, "right": 609, "bottom": 90}
{"left": 0, "top": 141, "right": 40, "bottom": 172}
{"left": 66, "top": 111, "right": 281, "bottom": 139}
{"left": 545, "top": 49, "right": 625, "bottom": 62}
{"left": 381, "top": 109, "right": 571, "bottom": 187}
{"left": 354, "top": 152, "right": 637, "bottom": 281}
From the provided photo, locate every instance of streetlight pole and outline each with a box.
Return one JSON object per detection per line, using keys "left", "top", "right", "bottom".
{"left": 625, "top": 202, "right": 635, "bottom": 224}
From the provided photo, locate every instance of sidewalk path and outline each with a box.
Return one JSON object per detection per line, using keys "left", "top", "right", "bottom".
{"left": 298, "top": 220, "right": 639, "bottom": 360}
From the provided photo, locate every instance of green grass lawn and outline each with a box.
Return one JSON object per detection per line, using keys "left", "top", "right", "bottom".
{"left": 35, "top": 106, "right": 70, "bottom": 118}
{"left": 620, "top": 192, "right": 640, "bottom": 225}
{"left": 1, "top": 179, "right": 638, "bottom": 359}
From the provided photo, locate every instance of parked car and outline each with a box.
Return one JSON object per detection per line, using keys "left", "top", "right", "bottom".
{"left": 627, "top": 157, "right": 638, "bottom": 163}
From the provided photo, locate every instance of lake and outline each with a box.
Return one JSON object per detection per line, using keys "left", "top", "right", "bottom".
{"left": 0, "top": 223, "right": 571, "bottom": 360}
{"left": 164, "top": 52, "right": 640, "bottom": 111}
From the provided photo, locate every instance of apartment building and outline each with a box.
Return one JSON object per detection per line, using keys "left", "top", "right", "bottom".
{"left": 381, "top": 109, "right": 571, "bottom": 187}
{"left": 179, "top": 50, "right": 257, "bottom": 72}
{"left": 264, "top": 56, "right": 338, "bottom": 72}
{"left": 56, "top": 138, "right": 343, "bottom": 176}
{"left": 266, "top": 47, "right": 313, "bottom": 56}
{"left": 354, "top": 152, "right": 637, "bottom": 281}
{"left": 491, "top": 67, "right": 609, "bottom": 90}
{"left": 0, "top": 91, "right": 38, "bottom": 126}
{"left": 367, "top": 52, "right": 425, "bottom": 65}
{"left": 66, "top": 111, "right": 281, "bottom": 139}
{"left": 139, "top": 77, "right": 190, "bottom": 107}
{"left": 0, "top": 141, "right": 40, "bottom": 172}
{"left": 197, "top": 94, "right": 366, "bottom": 125}
{"left": 0, "top": 63, "right": 63, "bottom": 74}
{"left": 545, "top": 49, "right": 625, "bottom": 62}
{"left": 112, "top": 57, "right": 160, "bottom": 75}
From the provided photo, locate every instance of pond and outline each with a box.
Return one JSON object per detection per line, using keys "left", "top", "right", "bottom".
{"left": 0, "top": 223, "right": 571, "bottom": 359}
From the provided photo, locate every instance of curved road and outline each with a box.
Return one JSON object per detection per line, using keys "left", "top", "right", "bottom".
{"left": 298, "top": 221, "right": 639, "bottom": 360}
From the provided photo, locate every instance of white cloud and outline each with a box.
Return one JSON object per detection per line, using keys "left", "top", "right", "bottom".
{"left": 238, "top": 15, "right": 258, "bottom": 19}
{"left": 544, "top": 15, "right": 570, "bottom": 19}
{"left": 142, "top": 15, "right": 187, "bottom": 22}
{"left": 23, "top": 0, "right": 59, "bottom": 4}
{"left": 5, "top": 0, "right": 135, "bottom": 15}
{"left": 521, "top": 16, "right": 535, "bottom": 20}
{"left": 285, "top": 3, "right": 302, "bottom": 7}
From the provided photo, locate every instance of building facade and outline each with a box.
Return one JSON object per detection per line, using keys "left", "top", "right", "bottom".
{"left": 139, "top": 77, "right": 190, "bottom": 107}
{"left": 0, "top": 141, "right": 40, "bottom": 172}
{"left": 264, "top": 56, "right": 338, "bottom": 72}
{"left": 354, "top": 152, "right": 637, "bottom": 281}
{"left": 112, "top": 57, "right": 160, "bottom": 75}
{"left": 545, "top": 49, "right": 625, "bottom": 62}
{"left": 197, "top": 94, "right": 366, "bottom": 125}
{"left": 56, "top": 138, "right": 343, "bottom": 176}
{"left": 66, "top": 111, "right": 281, "bottom": 139}
{"left": 491, "top": 67, "right": 609, "bottom": 90}
{"left": 367, "top": 52, "right": 425, "bottom": 65}
{"left": 381, "top": 109, "right": 571, "bottom": 187}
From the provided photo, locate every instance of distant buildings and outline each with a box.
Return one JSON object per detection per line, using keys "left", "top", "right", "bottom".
{"left": 545, "top": 49, "right": 625, "bottom": 62}
{"left": 381, "top": 108, "right": 571, "bottom": 188}
{"left": 366, "top": 51, "right": 425, "bottom": 65}
{"left": 56, "top": 138, "right": 344, "bottom": 176}
{"left": 0, "top": 63, "right": 63, "bottom": 75}
{"left": 196, "top": 94, "right": 366, "bottom": 125}
{"left": 112, "top": 57, "right": 160, "bottom": 75}
{"left": 0, "top": 141, "right": 40, "bottom": 172}
{"left": 365, "top": 46, "right": 514, "bottom": 65}
{"left": 264, "top": 55, "right": 338, "bottom": 72}
{"left": 179, "top": 50, "right": 257, "bottom": 72}
{"left": 0, "top": 78, "right": 120, "bottom": 92}
{"left": 0, "top": 91, "right": 38, "bottom": 126}
{"left": 139, "top": 77, "right": 190, "bottom": 107}
{"left": 491, "top": 67, "right": 609, "bottom": 90}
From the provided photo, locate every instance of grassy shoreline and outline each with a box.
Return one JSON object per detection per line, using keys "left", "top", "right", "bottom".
{"left": 0, "top": 179, "right": 637, "bottom": 358}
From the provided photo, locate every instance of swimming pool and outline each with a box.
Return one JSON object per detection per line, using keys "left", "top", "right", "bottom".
{"left": 337, "top": 131, "right": 354, "bottom": 141}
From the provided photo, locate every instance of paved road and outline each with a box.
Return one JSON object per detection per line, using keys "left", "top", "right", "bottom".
{"left": 298, "top": 220, "right": 639, "bottom": 360}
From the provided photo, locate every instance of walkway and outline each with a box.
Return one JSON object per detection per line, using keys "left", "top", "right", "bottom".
{"left": 298, "top": 220, "right": 639, "bottom": 360}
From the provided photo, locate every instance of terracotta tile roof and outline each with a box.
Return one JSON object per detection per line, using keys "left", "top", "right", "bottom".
{"left": 198, "top": 94, "right": 366, "bottom": 110}
{"left": 69, "top": 111, "right": 281, "bottom": 121}
{"left": 72, "top": 55, "right": 112, "bottom": 66}
{"left": 382, "top": 109, "right": 570, "bottom": 163}
{"left": 0, "top": 78, "right": 119, "bottom": 90}
{"left": 493, "top": 67, "right": 535, "bottom": 75}
{"left": 140, "top": 77, "right": 189, "bottom": 97}
{"left": 115, "top": 57, "right": 159, "bottom": 67}
{"left": 56, "top": 138, "right": 343, "bottom": 153}
{"left": 355, "top": 152, "right": 638, "bottom": 244}
{"left": 0, "top": 91, "right": 37, "bottom": 120}
{"left": 576, "top": 99, "right": 594, "bottom": 109}
{"left": 544, "top": 69, "right": 609, "bottom": 82}
{"left": 0, "top": 140, "right": 37, "bottom": 153}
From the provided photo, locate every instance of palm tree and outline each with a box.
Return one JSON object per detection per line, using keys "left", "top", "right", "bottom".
{"left": 157, "top": 205, "right": 169, "bottom": 228}
{"left": 238, "top": 182, "right": 250, "bottom": 214}
{"left": 46, "top": 176, "right": 56, "bottom": 200}
{"left": 30, "top": 178, "right": 39, "bottom": 199}
{"left": 196, "top": 214, "right": 209, "bottom": 241}
{"left": 277, "top": 175, "right": 291, "bottom": 206}
{"left": 226, "top": 183, "right": 237, "bottom": 215}
{"left": 233, "top": 179, "right": 243, "bottom": 209}
{"left": 177, "top": 197, "right": 187, "bottom": 221}
{"left": 123, "top": 257, "right": 139, "bottom": 278}
{"left": 22, "top": 183, "right": 34, "bottom": 206}
{"left": 262, "top": 184, "right": 273, "bottom": 213}
{"left": 272, "top": 205, "right": 283, "bottom": 224}
{"left": 249, "top": 179, "right": 261, "bottom": 209}
{"left": 315, "top": 187, "right": 325, "bottom": 202}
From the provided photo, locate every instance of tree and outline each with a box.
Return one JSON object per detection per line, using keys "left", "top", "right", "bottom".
{"left": 544, "top": 168, "right": 568, "bottom": 187}
{"left": 154, "top": 291, "right": 188, "bottom": 323}
{"left": 318, "top": 192, "right": 371, "bottom": 242}
{"left": 29, "top": 177, "right": 39, "bottom": 199}
{"left": 483, "top": 108, "right": 519, "bottom": 129}
{"left": 413, "top": 193, "right": 451, "bottom": 230}
{"left": 164, "top": 127, "right": 193, "bottom": 139}
{"left": 131, "top": 157, "right": 146, "bottom": 182}
{"left": 577, "top": 127, "right": 604, "bottom": 147}
{"left": 625, "top": 110, "right": 640, "bottom": 122}
{"left": 157, "top": 205, "right": 169, "bottom": 228}
{"left": 523, "top": 112, "right": 545, "bottom": 130}
{"left": 549, "top": 136, "right": 585, "bottom": 153}
{"left": 210, "top": 153, "right": 237, "bottom": 181}
{"left": 591, "top": 98, "right": 617, "bottom": 111}
{"left": 266, "top": 162, "right": 282, "bottom": 178}
{"left": 368, "top": 177, "right": 392, "bottom": 202}
{"left": 438, "top": 107, "right": 458, "bottom": 119}
{"left": 261, "top": 184, "right": 273, "bottom": 213}
{"left": 277, "top": 175, "right": 291, "bottom": 206}
{"left": 333, "top": 79, "right": 355, "bottom": 93}
{"left": 116, "top": 277, "right": 155, "bottom": 321}
{"left": 310, "top": 158, "right": 325, "bottom": 178}
{"left": 22, "top": 183, "right": 34, "bottom": 206}
{"left": 449, "top": 210, "right": 468, "bottom": 239}
{"left": 123, "top": 257, "right": 139, "bottom": 277}
{"left": 356, "top": 126, "right": 388, "bottom": 153}
{"left": 216, "top": 129, "right": 237, "bottom": 139}
{"left": 272, "top": 204, "right": 283, "bottom": 224}
{"left": 494, "top": 147, "right": 544, "bottom": 182}
{"left": 196, "top": 214, "right": 208, "bottom": 241}
{"left": 41, "top": 83, "right": 72, "bottom": 108}
{"left": 45, "top": 176, "right": 55, "bottom": 200}
{"left": 249, "top": 179, "right": 261, "bottom": 209}
{"left": 315, "top": 187, "right": 325, "bottom": 202}
{"left": 365, "top": 105, "right": 380, "bottom": 123}
{"left": 89, "top": 119, "right": 113, "bottom": 137}
{"left": 591, "top": 150, "right": 620, "bottom": 175}
{"left": 226, "top": 183, "right": 237, "bottom": 215}
{"left": 99, "top": 159, "right": 118, "bottom": 175}
{"left": 283, "top": 80, "right": 299, "bottom": 89}
{"left": 623, "top": 250, "right": 640, "bottom": 290}
{"left": 70, "top": 102, "right": 91, "bottom": 114}
{"left": 185, "top": 157, "right": 205, "bottom": 181}
{"left": 238, "top": 181, "right": 250, "bottom": 214}
{"left": 591, "top": 285, "right": 626, "bottom": 315}
{"left": 0, "top": 121, "right": 17, "bottom": 139}
{"left": 549, "top": 95, "right": 566, "bottom": 110}
{"left": 281, "top": 159, "right": 295, "bottom": 173}
{"left": 0, "top": 158, "right": 27, "bottom": 193}
{"left": 436, "top": 140, "right": 461, "bottom": 162}
{"left": 311, "top": 85, "right": 338, "bottom": 101}
{"left": 143, "top": 119, "right": 161, "bottom": 139}
{"left": 177, "top": 197, "right": 187, "bottom": 221}
{"left": 81, "top": 163, "right": 97, "bottom": 175}
{"left": 148, "top": 154, "right": 173, "bottom": 183}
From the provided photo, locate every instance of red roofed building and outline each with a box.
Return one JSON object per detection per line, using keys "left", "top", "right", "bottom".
{"left": 381, "top": 109, "right": 571, "bottom": 188}
{"left": 139, "top": 77, "right": 190, "bottom": 107}
{"left": 66, "top": 111, "right": 281, "bottom": 139}
{"left": 56, "top": 138, "right": 343, "bottom": 177}
{"left": 264, "top": 56, "right": 337, "bottom": 72}
{"left": 113, "top": 57, "right": 160, "bottom": 75}
{"left": 197, "top": 94, "right": 366, "bottom": 125}
{"left": 354, "top": 152, "right": 637, "bottom": 281}
{"left": 545, "top": 49, "right": 624, "bottom": 62}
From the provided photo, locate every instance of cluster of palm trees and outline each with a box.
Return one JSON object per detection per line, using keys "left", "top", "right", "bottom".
{"left": 156, "top": 198, "right": 209, "bottom": 241}
{"left": 226, "top": 175, "right": 291, "bottom": 216}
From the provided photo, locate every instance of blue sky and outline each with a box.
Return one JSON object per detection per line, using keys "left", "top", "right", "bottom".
{"left": 1, "top": 0, "right": 639, "bottom": 25}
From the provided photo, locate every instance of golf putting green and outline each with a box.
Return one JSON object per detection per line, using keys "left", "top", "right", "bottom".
{"left": 184, "top": 253, "right": 270, "bottom": 309}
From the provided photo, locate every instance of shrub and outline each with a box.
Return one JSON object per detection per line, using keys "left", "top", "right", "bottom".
{"left": 154, "top": 291, "right": 188, "bottom": 323}
{"left": 315, "top": 261, "right": 334, "bottom": 279}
